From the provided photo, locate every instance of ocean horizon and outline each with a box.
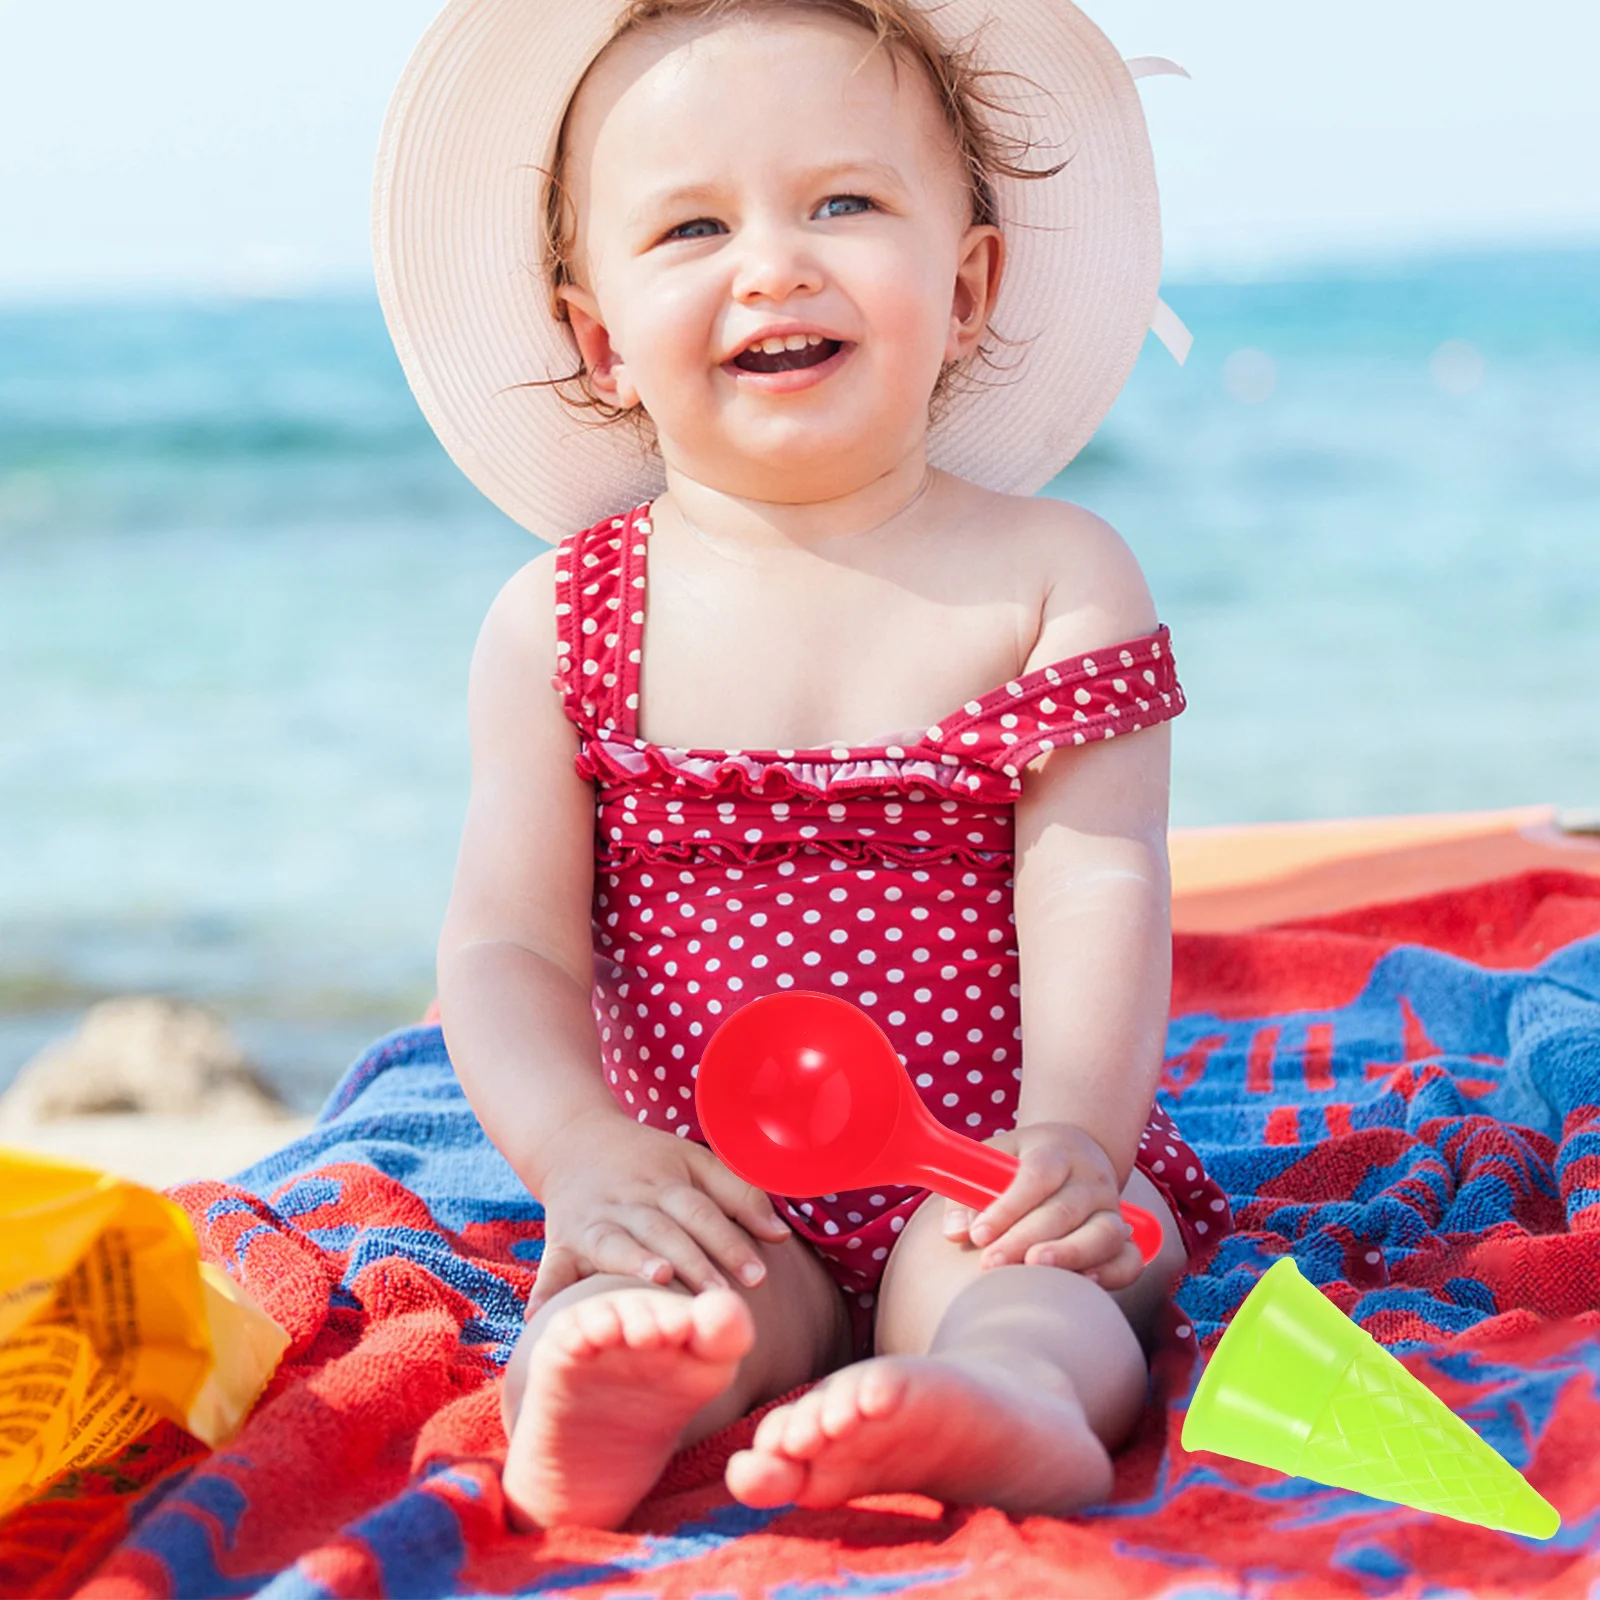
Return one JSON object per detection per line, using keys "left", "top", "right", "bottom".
{"left": 3, "top": 244, "right": 1596, "bottom": 1105}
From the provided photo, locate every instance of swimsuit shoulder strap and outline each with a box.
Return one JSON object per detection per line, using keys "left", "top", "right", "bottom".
{"left": 924, "top": 625, "right": 1186, "bottom": 783}
{"left": 551, "top": 504, "right": 650, "bottom": 736}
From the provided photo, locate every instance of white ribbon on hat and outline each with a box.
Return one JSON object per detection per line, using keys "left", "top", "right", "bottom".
{"left": 1149, "top": 299, "right": 1193, "bottom": 365}
{"left": 1127, "top": 57, "right": 1194, "bottom": 366}
{"left": 1126, "top": 56, "right": 1190, "bottom": 82}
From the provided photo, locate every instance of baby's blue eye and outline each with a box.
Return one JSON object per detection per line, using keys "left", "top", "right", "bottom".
{"left": 817, "top": 194, "right": 874, "bottom": 218}
{"left": 666, "top": 218, "right": 725, "bottom": 241}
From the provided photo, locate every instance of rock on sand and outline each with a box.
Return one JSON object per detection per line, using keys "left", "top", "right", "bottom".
{"left": 0, "top": 996, "right": 314, "bottom": 1189}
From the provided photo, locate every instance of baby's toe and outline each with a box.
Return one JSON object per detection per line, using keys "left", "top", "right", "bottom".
{"left": 857, "top": 1358, "right": 908, "bottom": 1419}
{"left": 819, "top": 1369, "right": 870, "bottom": 1440}
{"left": 746, "top": 1400, "right": 796, "bottom": 1466}
{"left": 782, "top": 1384, "right": 843, "bottom": 1458}
{"left": 689, "top": 1288, "right": 755, "bottom": 1363}
{"left": 613, "top": 1290, "right": 676, "bottom": 1348}
{"left": 726, "top": 1445, "right": 807, "bottom": 1508}
{"left": 558, "top": 1295, "right": 622, "bottom": 1354}
{"left": 753, "top": 1391, "right": 821, "bottom": 1461}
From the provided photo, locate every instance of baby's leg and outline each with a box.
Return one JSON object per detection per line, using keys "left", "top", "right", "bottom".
{"left": 502, "top": 1229, "right": 851, "bottom": 1530}
{"left": 727, "top": 1167, "right": 1189, "bottom": 1515}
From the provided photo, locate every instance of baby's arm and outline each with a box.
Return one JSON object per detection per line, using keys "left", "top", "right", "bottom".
{"left": 437, "top": 553, "right": 791, "bottom": 1308}
{"left": 951, "top": 502, "right": 1174, "bottom": 1281}
{"left": 436, "top": 552, "right": 622, "bottom": 1183}
{"left": 1010, "top": 505, "right": 1173, "bottom": 1176}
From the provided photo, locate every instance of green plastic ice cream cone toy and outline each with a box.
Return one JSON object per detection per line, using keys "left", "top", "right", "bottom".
{"left": 1181, "top": 1256, "right": 1559, "bottom": 1539}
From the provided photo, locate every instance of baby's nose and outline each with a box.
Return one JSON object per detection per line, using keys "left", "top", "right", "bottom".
{"left": 730, "top": 223, "right": 824, "bottom": 303}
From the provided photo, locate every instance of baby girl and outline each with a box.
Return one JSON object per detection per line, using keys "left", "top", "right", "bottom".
{"left": 408, "top": 0, "right": 1231, "bottom": 1531}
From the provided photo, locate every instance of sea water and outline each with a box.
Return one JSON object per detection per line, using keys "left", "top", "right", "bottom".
{"left": 2, "top": 247, "right": 1596, "bottom": 1103}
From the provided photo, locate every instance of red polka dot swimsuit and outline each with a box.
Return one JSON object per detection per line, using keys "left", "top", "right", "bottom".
{"left": 552, "top": 503, "right": 1232, "bottom": 1356}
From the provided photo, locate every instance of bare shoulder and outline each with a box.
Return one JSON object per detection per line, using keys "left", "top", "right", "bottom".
{"left": 1001, "top": 492, "right": 1158, "bottom": 669}
{"left": 469, "top": 547, "right": 563, "bottom": 701}
{"left": 460, "top": 546, "right": 584, "bottom": 782}
{"left": 480, "top": 546, "right": 559, "bottom": 655}
{"left": 985, "top": 496, "right": 1171, "bottom": 843}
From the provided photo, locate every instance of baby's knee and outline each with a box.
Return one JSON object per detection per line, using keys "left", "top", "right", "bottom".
{"left": 738, "top": 1234, "right": 853, "bottom": 1392}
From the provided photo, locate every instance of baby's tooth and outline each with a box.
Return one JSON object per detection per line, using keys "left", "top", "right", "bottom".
{"left": 758, "top": 337, "right": 786, "bottom": 354}
{"left": 783, "top": 334, "right": 810, "bottom": 351}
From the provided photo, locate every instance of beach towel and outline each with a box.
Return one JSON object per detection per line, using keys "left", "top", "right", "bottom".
{"left": 4, "top": 867, "right": 1599, "bottom": 1598}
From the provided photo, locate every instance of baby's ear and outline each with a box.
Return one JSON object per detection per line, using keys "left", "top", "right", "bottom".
{"left": 559, "top": 287, "right": 640, "bottom": 410}
{"left": 946, "top": 224, "right": 1004, "bottom": 363}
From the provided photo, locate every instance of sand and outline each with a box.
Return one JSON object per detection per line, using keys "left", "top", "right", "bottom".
{"left": 6, "top": 1113, "right": 317, "bottom": 1190}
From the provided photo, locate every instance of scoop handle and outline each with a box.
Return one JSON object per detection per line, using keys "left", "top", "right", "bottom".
{"left": 900, "top": 1115, "right": 1165, "bottom": 1264}
{"left": 899, "top": 1114, "right": 1023, "bottom": 1210}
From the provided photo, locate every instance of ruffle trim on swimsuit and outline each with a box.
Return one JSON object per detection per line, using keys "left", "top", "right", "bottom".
{"left": 573, "top": 734, "right": 1023, "bottom": 803}
{"left": 594, "top": 834, "right": 1014, "bottom": 872}
{"left": 590, "top": 764, "right": 1021, "bottom": 864}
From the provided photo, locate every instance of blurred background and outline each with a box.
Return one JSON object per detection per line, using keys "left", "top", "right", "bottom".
{"left": 2, "top": 0, "right": 1597, "bottom": 1110}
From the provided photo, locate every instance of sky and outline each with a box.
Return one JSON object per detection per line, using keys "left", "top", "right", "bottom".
{"left": 0, "top": 0, "right": 1596, "bottom": 300}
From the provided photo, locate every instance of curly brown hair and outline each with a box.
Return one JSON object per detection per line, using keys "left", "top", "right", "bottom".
{"left": 519, "top": 0, "right": 1065, "bottom": 446}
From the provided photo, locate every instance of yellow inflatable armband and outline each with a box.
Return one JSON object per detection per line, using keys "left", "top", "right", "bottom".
{"left": 0, "top": 1146, "right": 289, "bottom": 1519}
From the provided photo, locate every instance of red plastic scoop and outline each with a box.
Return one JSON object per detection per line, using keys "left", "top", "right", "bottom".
{"left": 695, "top": 990, "right": 1163, "bottom": 1265}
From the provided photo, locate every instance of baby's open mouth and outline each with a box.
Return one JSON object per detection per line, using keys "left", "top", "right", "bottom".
{"left": 731, "top": 334, "right": 844, "bottom": 374}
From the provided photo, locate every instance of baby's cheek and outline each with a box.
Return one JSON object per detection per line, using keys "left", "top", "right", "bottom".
{"left": 859, "top": 276, "right": 948, "bottom": 365}
{"left": 613, "top": 278, "right": 718, "bottom": 392}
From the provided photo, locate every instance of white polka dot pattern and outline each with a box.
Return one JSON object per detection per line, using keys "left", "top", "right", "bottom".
{"left": 548, "top": 504, "right": 1223, "bottom": 1322}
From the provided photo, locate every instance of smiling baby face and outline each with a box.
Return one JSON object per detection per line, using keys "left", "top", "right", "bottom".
{"left": 550, "top": 6, "right": 1005, "bottom": 503}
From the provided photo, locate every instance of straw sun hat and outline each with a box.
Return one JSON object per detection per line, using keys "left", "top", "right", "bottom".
{"left": 371, "top": 0, "right": 1192, "bottom": 544}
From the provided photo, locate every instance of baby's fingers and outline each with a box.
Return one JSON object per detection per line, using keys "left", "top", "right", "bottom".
{"left": 692, "top": 1149, "right": 794, "bottom": 1249}
{"left": 658, "top": 1185, "right": 773, "bottom": 1289}
{"left": 966, "top": 1146, "right": 1072, "bottom": 1249}
{"left": 1014, "top": 1209, "right": 1134, "bottom": 1274}
{"left": 1075, "top": 1231, "right": 1147, "bottom": 1291}
{"left": 943, "top": 1205, "right": 974, "bottom": 1242}
{"left": 602, "top": 1207, "right": 733, "bottom": 1294}
{"left": 525, "top": 1240, "right": 591, "bottom": 1319}
{"left": 561, "top": 1214, "right": 700, "bottom": 1296}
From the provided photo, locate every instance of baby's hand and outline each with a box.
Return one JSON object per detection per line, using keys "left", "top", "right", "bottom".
{"left": 526, "top": 1110, "right": 793, "bottom": 1318}
{"left": 942, "top": 1122, "right": 1145, "bottom": 1291}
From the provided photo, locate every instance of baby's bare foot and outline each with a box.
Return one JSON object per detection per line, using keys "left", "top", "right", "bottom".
{"left": 503, "top": 1286, "right": 753, "bottom": 1530}
{"left": 725, "top": 1353, "right": 1113, "bottom": 1517}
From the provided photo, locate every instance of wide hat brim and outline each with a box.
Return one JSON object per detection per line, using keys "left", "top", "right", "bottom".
{"left": 372, "top": 0, "right": 1166, "bottom": 544}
